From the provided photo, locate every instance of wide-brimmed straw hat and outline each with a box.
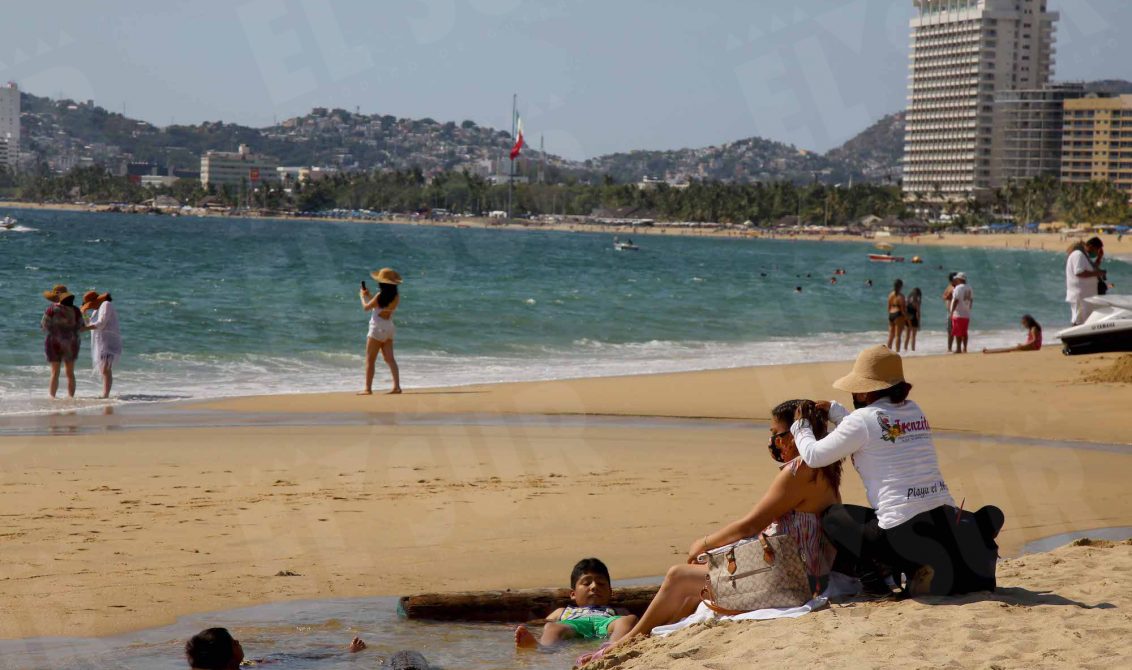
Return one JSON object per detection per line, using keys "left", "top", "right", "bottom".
{"left": 832, "top": 345, "right": 906, "bottom": 394}
{"left": 42, "top": 284, "right": 68, "bottom": 301}
{"left": 81, "top": 290, "right": 109, "bottom": 312}
{"left": 370, "top": 267, "right": 403, "bottom": 285}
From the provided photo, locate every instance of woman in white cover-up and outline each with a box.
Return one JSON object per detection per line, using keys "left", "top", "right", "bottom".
{"left": 81, "top": 291, "right": 122, "bottom": 398}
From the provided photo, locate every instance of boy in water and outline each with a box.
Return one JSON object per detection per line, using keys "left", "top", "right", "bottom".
{"left": 515, "top": 558, "right": 637, "bottom": 651}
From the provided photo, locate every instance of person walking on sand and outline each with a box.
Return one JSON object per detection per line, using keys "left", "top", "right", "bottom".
{"left": 358, "top": 267, "right": 402, "bottom": 395}
{"left": 81, "top": 291, "right": 122, "bottom": 398}
{"left": 949, "top": 272, "right": 973, "bottom": 353}
{"left": 903, "top": 287, "right": 922, "bottom": 352}
{"left": 40, "top": 285, "right": 84, "bottom": 398}
{"left": 1065, "top": 238, "right": 1105, "bottom": 325}
{"left": 886, "top": 279, "right": 908, "bottom": 352}
{"left": 942, "top": 272, "right": 958, "bottom": 351}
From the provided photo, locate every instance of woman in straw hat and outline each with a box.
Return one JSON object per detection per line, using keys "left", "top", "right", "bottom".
{"left": 40, "top": 285, "right": 85, "bottom": 398}
{"left": 358, "top": 267, "right": 402, "bottom": 395}
{"left": 789, "top": 345, "right": 1003, "bottom": 597}
{"left": 81, "top": 290, "right": 122, "bottom": 398}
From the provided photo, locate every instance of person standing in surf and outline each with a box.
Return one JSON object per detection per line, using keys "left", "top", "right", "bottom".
{"left": 40, "top": 285, "right": 84, "bottom": 398}
{"left": 358, "top": 267, "right": 402, "bottom": 395}
{"left": 886, "top": 279, "right": 908, "bottom": 352}
{"left": 81, "top": 290, "right": 122, "bottom": 399}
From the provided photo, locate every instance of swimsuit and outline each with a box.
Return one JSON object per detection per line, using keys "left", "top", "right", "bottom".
{"left": 906, "top": 304, "right": 920, "bottom": 329}
{"left": 367, "top": 295, "right": 399, "bottom": 341}
{"left": 556, "top": 605, "right": 621, "bottom": 639}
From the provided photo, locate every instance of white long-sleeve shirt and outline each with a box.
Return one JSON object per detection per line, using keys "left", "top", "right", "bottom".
{"left": 791, "top": 399, "right": 954, "bottom": 529}
{"left": 88, "top": 301, "right": 123, "bottom": 365}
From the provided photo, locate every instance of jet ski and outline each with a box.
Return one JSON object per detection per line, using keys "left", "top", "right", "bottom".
{"left": 1058, "top": 295, "right": 1132, "bottom": 355}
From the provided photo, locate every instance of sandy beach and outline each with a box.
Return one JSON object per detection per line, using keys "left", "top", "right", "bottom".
{"left": 2, "top": 347, "right": 1131, "bottom": 662}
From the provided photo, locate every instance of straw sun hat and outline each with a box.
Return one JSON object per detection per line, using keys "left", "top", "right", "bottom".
{"left": 42, "top": 284, "right": 68, "bottom": 301}
{"left": 81, "top": 291, "right": 110, "bottom": 312}
{"left": 370, "top": 267, "right": 403, "bottom": 285}
{"left": 832, "top": 345, "right": 906, "bottom": 394}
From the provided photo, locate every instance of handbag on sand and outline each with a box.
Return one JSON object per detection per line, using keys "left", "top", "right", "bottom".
{"left": 698, "top": 533, "right": 812, "bottom": 615}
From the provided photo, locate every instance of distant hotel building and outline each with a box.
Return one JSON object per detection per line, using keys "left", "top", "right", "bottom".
{"left": 200, "top": 144, "right": 279, "bottom": 189}
{"left": 991, "top": 83, "right": 1084, "bottom": 186}
{"left": 1061, "top": 94, "right": 1132, "bottom": 194}
{"left": 0, "top": 82, "right": 20, "bottom": 171}
{"left": 903, "top": 0, "right": 1058, "bottom": 200}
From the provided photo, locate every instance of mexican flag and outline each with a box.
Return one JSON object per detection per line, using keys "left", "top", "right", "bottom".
{"left": 510, "top": 115, "right": 524, "bottom": 160}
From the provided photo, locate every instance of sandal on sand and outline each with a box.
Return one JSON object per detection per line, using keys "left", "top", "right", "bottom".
{"left": 575, "top": 641, "right": 613, "bottom": 668}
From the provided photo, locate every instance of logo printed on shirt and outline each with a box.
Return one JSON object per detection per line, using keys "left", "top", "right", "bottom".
{"left": 877, "top": 412, "right": 931, "bottom": 443}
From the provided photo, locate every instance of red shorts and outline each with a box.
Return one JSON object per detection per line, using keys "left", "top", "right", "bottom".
{"left": 951, "top": 316, "right": 970, "bottom": 338}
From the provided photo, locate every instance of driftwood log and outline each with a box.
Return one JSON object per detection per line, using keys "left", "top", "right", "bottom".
{"left": 398, "top": 585, "right": 660, "bottom": 623}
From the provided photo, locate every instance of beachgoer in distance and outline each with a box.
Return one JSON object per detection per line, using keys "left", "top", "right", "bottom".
{"left": 41, "top": 285, "right": 85, "bottom": 398}
{"left": 358, "top": 267, "right": 402, "bottom": 395}
{"left": 942, "top": 272, "right": 958, "bottom": 351}
{"left": 1065, "top": 238, "right": 1104, "bottom": 325}
{"left": 949, "top": 272, "right": 973, "bottom": 354}
{"left": 81, "top": 291, "right": 122, "bottom": 398}
{"left": 865, "top": 279, "right": 873, "bottom": 288}
{"left": 791, "top": 346, "right": 1003, "bottom": 596}
{"left": 982, "top": 315, "right": 1042, "bottom": 354}
{"left": 515, "top": 558, "right": 638, "bottom": 652}
{"left": 886, "top": 279, "right": 908, "bottom": 352}
{"left": 903, "top": 287, "right": 922, "bottom": 352}
{"left": 580, "top": 400, "right": 842, "bottom": 664}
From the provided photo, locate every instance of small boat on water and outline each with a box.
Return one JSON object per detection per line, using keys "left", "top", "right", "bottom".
{"left": 0, "top": 215, "right": 17, "bottom": 229}
{"left": 1058, "top": 295, "right": 1132, "bottom": 355}
{"left": 868, "top": 241, "right": 903, "bottom": 262}
{"left": 613, "top": 236, "right": 639, "bottom": 251}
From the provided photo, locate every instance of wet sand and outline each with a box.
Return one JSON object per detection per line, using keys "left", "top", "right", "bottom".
{"left": 2, "top": 348, "right": 1131, "bottom": 643}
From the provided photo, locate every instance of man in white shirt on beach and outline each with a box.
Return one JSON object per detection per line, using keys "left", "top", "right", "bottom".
{"left": 1065, "top": 238, "right": 1104, "bottom": 325}
{"left": 948, "top": 272, "right": 973, "bottom": 354}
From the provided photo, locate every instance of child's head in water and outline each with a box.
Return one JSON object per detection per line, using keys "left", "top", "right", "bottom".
{"left": 569, "top": 557, "right": 614, "bottom": 606}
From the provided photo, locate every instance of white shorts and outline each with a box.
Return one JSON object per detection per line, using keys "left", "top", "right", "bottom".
{"left": 367, "top": 318, "right": 395, "bottom": 342}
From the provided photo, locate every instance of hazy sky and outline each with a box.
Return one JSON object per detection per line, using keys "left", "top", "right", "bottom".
{"left": 0, "top": 0, "right": 1128, "bottom": 160}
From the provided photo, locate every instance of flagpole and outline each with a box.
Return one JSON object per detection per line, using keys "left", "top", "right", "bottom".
{"left": 508, "top": 93, "right": 516, "bottom": 221}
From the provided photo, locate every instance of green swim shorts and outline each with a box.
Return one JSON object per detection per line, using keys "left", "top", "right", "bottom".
{"left": 559, "top": 615, "right": 621, "bottom": 639}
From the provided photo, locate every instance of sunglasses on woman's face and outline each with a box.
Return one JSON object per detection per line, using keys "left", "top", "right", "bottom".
{"left": 767, "top": 430, "right": 791, "bottom": 447}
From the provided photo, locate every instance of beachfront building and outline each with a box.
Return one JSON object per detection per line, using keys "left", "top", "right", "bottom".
{"left": 991, "top": 83, "right": 1084, "bottom": 187}
{"left": 903, "top": 0, "right": 1058, "bottom": 201}
{"left": 200, "top": 144, "right": 280, "bottom": 189}
{"left": 1060, "top": 94, "right": 1132, "bottom": 194}
{"left": 0, "top": 82, "right": 19, "bottom": 171}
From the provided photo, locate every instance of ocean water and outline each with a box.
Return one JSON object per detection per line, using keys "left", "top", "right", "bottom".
{"left": 0, "top": 208, "right": 1106, "bottom": 415}
{"left": 0, "top": 595, "right": 584, "bottom": 670}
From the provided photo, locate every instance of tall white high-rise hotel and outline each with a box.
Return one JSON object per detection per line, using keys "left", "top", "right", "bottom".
{"left": 0, "top": 82, "right": 19, "bottom": 171}
{"left": 902, "top": 0, "right": 1057, "bottom": 200}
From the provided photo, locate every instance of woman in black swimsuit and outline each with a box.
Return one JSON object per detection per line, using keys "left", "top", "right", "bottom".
{"left": 903, "top": 287, "right": 922, "bottom": 352}
{"left": 886, "top": 279, "right": 907, "bottom": 352}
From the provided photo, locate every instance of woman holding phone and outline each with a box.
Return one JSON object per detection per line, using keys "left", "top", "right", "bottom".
{"left": 358, "top": 267, "right": 402, "bottom": 395}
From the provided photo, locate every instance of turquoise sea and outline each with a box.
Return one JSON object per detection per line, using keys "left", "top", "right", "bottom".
{"left": 0, "top": 207, "right": 1110, "bottom": 415}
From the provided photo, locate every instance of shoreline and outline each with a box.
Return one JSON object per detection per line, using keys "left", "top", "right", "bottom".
{"left": 2, "top": 348, "right": 1131, "bottom": 641}
{"left": 7, "top": 199, "right": 1132, "bottom": 258}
